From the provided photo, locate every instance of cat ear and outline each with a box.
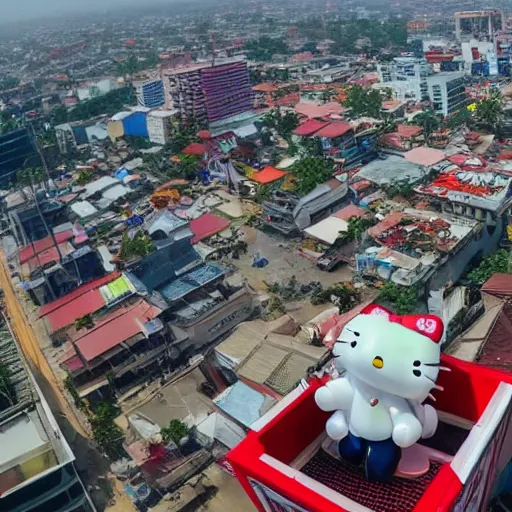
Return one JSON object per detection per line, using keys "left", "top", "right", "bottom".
{"left": 360, "top": 304, "right": 392, "bottom": 319}
{"left": 401, "top": 315, "right": 444, "bottom": 343}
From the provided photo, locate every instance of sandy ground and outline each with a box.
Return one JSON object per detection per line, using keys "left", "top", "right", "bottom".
{"left": 0, "top": 245, "right": 136, "bottom": 512}
{"left": 234, "top": 226, "right": 353, "bottom": 291}
{"left": 199, "top": 465, "right": 255, "bottom": 512}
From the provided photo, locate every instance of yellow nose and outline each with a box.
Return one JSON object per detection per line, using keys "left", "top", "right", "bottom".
{"left": 372, "top": 356, "right": 384, "bottom": 369}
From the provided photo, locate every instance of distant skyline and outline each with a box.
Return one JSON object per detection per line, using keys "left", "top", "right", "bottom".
{"left": 0, "top": 0, "right": 171, "bottom": 23}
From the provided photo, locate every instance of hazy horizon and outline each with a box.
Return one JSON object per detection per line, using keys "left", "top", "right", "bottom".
{"left": 0, "top": 0, "right": 172, "bottom": 23}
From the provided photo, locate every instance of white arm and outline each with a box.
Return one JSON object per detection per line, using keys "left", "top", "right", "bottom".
{"left": 388, "top": 400, "right": 423, "bottom": 448}
{"left": 315, "top": 378, "right": 354, "bottom": 412}
{"left": 410, "top": 402, "right": 438, "bottom": 439}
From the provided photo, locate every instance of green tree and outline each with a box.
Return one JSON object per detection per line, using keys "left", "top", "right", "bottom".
{"left": 414, "top": 109, "right": 441, "bottom": 146}
{"left": 378, "top": 282, "right": 418, "bottom": 315}
{"left": 475, "top": 89, "right": 503, "bottom": 132}
{"left": 263, "top": 109, "right": 299, "bottom": 139}
{"left": 292, "top": 156, "right": 333, "bottom": 196}
{"left": 345, "top": 85, "right": 383, "bottom": 119}
{"left": 52, "top": 105, "right": 69, "bottom": 125}
{"left": 467, "top": 249, "right": 510, "bottom": 285}
{"left": 90, "top": 403, "right": 124, "bottom": 460}
{"left": 161, "top": 419, "right": 190, "bottom": 445}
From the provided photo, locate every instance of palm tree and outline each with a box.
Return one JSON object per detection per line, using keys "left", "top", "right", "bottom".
{"left": 475, "top": 89, "right": 503, "bottom": 133}
{"left": 414, "top": 109, "right": 441, "bottom": 146}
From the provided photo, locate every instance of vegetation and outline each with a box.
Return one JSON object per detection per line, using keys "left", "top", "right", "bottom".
{"left": 345, "top": 85, "right": 383, "bottom": 119}
{"left": 311, "top": 283, "right": 360, "bottom": 313}
{"left": 467, "top": 249, "right": 510, "bottom": 286}
{"left": 291, "top": 156, "right": 333, "bottom": 196}
{"left": 164, "top": 125, "right": 201, "bottom": 154}
{"left": 384, "top": 178, "right": 415, "bottom": 199}
{"left": 161, "top": 419, "right": 190, "bottom": 445}
{"left": 0, "top": 361, "right": 15, "bottom": 411}
{"left": 474, "top": 89, "right": 504, "bottom": 132}
{"left": 75, "top": 314, "right": 95, "bottom": 331}
{"left": 119, "top": 231, "right": 155, "bottom": 260}
{"left": 243, "top": 37, "right": 290, "bottom": 62}
{"left": 76, "top": 171, "right": 94, "bottom": 186}
{"left": 0, "top": 76, "right": 20, "bottom": 90}
{"left": 334, "top": 216, "right": 377, "bottom": 246}
{"left": 17, "top": 167, "right": 45, "bottom": 188}
{"left": 64, "top": 375, "right": 85, "bottom": 411}
{"left": 378, "top": 282, "right": 418, "bottom": 315}
{"left": 90, "top": 403, "right": 124, "bottom": 460}
{"left": 52, "top": 87, "right": 136, "bottom": 124}
{"left": 262, "top": 109, "right": 300, "bottom": 139}
{"left": 413, "top": 109, "right": 441, "bottom": 146}
{"left": 124, "top": 135, "right": 153, "bottom": 150}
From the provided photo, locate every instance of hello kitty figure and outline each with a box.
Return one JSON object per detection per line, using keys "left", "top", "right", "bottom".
{"left": 315, "top": 304, "right": 443, "bottom": 482}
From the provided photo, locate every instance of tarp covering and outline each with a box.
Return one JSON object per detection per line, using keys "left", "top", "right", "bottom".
{"left": 481, "top": 274, "right": 512, "bottom": 298}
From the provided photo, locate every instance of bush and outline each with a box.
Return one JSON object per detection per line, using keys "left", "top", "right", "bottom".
{"left": 90, "top": 403, "right": 124, "bottom": 460}
{"left": 467, "top": 250, "right": 510, "bottom": 286}
{"left": 378, "top": 282, "right": 418, "bottom": 315}
{"left": 161, "top": 419, "right": 190, "bottom": 445}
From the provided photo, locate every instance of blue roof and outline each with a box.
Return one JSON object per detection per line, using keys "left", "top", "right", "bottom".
{"left": 159, "top": 263, "right": 227, "bottom": 302}
{"left": 214, "top": 381, "right": 266, "bottom": 427}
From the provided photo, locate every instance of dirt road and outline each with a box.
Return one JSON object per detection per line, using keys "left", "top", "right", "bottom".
{"left": 0, "top": 251, "right": 89, "bottom": 438}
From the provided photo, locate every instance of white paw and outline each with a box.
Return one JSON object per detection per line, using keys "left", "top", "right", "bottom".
{"left": 421, "top": 404, "right": 438, "bottom": 439}
{"left": 392, "top": 415, "right": 423, "bottom": 448}
{"left": 315, "top": 378, "right": 353, "bottom": 412}
{"left": 326, "top": 410, "right": 349, "bottom": 441}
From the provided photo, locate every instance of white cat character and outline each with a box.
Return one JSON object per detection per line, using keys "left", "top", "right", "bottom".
{"left": 315, "top": 304, "right": 443, "bottom": 482}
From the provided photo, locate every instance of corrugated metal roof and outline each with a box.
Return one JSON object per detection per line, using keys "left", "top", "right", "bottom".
{"left": 265, "top": 352, "right": 316, "bottom": 396}
{"left": 19, "top": 230, "right": 74, "bottom": 264}
{"left": 38, "top": 272, "right": 120, "bottom": 317}
{"left": 293, "top": 119, "right": 329, "bottom": 137}
{"left": 236, "top": 344, "right": 289, "bottom": 385}
{"left": 481, "top": 274, "right": 512, "bottom": 297}
{"left": 45, "top": 290, "right": 105, "bottom": 333}
{"left": 190, "top": 213, "right": 231, "bottom": 244}
{"left": 215, "top": 320, "right": 268, "bottom": 366}
{"left": 73, "top": 300, "right": 161, "bottom": 361}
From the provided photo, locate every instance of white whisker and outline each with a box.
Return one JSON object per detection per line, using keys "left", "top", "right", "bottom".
{"left": 439, "top": 366, "right": 451, "bottom": 372}
{"left": 428, "top": 393, "right": 437, "bottom": 402}
{"left": 433, "top": 384, "right": 444, "bottom": 392}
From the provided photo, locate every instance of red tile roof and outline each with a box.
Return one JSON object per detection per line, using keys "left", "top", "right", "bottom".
{"left": 332, "top": 204, "right": 367, "bottom": 221}
{"left": 19, "top": 230, "right": 74, "bottom": 264}
{"left": 190, "top": 212, "right": 231, "bottom": 244}
{"left": 397, "top": 124, "right": 423, "bottom": 138}
{"left": 38, "top": 272, "right": 120, "bottom": 318}
{"left": 293, "top": 119, "right": 329, "bottom": 137}
{"left": 73, "top": 300, "right": 161, "bottom": 362}
{"left": 181, "top": 143, "right": 210, "bottom": 156}
{"left": 249, "top": 166, "right": 287, "bottom": 184}
{"left": 313, "top": 122, "right": 352, "bottom": 139}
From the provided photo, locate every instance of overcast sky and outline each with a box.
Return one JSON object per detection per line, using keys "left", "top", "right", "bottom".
{"left": 0, "top": 0, "right": 157, "bottom": 22}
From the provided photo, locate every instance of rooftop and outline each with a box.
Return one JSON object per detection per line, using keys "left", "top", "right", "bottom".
{"left": 0, "top": 318, "right": 74, "bottom": 496}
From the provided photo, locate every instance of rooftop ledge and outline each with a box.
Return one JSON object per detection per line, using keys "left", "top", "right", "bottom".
{"left": 228, "top": 355, "right": 512, "bottom": 512}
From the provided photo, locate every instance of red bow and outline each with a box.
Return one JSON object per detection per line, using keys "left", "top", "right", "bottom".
{"left": 361, "top": 304, "right": 444, "bottom": 343}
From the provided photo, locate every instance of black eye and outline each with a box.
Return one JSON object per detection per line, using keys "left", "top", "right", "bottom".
{"left": 413, "top": 370, "right": 421, "bottom": 377}
{"left": 413, "top": 360, "right": 421, "bottom": 367}
{"left": 353, "top": 331, "right": 360, "bottom": 337}
{"left": 351, "top": 341, "right": 357, "bottom": 348}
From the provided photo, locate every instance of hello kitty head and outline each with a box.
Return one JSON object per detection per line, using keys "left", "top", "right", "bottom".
{"left": 332, "top": 304, "right": 443, "bottom": 401}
